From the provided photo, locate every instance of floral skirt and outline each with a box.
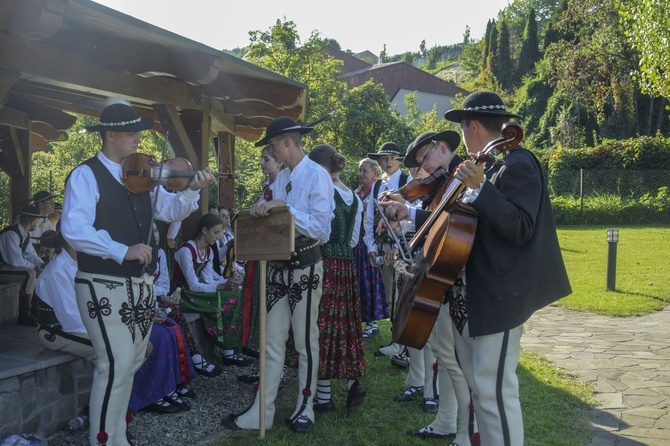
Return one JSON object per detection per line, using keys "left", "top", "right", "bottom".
{"left": 353, "top": 239, "right": 389, "bottom": 323}
{"left": 129, "top": 318, "right": 195, "bottom": 410}
{"left": 180, "top": 289, "right": 242, "bottom": 351}
{"left": 317, "top": 256, "right": 365, "bottom": 380}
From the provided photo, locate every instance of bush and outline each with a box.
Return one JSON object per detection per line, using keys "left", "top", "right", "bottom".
{"left": 551, "top": 190, "right": 670, "bottom": 225}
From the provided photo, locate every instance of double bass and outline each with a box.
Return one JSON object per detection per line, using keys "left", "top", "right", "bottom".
{"left": 391, "top": 123, "right": 524, "bottom": 349}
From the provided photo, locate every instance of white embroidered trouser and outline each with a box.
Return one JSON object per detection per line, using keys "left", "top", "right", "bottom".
{"left": 235, "top": 261, "right": 323, "bottom": 430}
{"left": 75, "top": 271, "right": 155, "bottom": 446}
{"left": 454, "top": 319, "right": 524, "bottom": 446}
{"left": 429, "top": 304, "right": 473, "bottom": 445}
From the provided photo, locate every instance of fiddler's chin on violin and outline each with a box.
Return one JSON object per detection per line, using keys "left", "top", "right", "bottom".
{"left": 376, "top": 122, "right": 524, "bottom": 350}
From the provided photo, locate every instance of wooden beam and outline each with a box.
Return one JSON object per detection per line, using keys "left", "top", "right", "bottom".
{"left": 204, "top": 73, "right": 303, "bottom": 106}
{"left": 220, "top": 98, "right": 303, "bottom": 120}
{"left": 0, "top": 32, "right": 203, "bottom": 111}
{"left": 217, "top": 132, "right": 236, "bottom": 209}
{"left": 0, "top": 0, "right": 66, "bottom": 39}
{"left": 152, "top": 104, "right": 198, "bottom": 165}
{"left": 0, "top": 69, "right": 20, "bottom": 103}
{"left": 0, "top": 126, "right": 27, "bottom": 178}
{"left": 31, "top": 121, "right": 67, "bottom": 142}
{"left": 7, "top": 94, "right": 76, "bottom": 130}
{"left": 179, "top": 109, "right": 206, "bottom": 241}
{"left": 9, "top": 128, "right": 32, "bottom": 221}
{"left": 0, "top": 107, "right": 29, "bottom": 129}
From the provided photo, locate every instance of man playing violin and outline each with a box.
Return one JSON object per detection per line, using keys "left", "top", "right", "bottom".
{"left": 381, "top": 131, "right": 474, "bottom": 444}
{"left": 61, "top": 100, "right": 215, "bottom": 446}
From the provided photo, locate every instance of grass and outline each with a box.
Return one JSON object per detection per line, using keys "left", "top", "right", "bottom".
{"left": 214, "top": 322, "right": 594, "bottom": 446}
{"left": 211, "top": 226, "right": 669, "bottom": 445}
{"left": 555, "top": 226, "right": 670, "bottom": 315}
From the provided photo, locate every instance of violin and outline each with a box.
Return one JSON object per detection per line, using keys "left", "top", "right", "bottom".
{"left": 121, "top": 153, "right": 236, "bottom": 194}
{"left": 397, "top": 167, "right": 447, "bottom": 203}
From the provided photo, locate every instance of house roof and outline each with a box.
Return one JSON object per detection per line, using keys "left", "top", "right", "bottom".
{"left": 0, "top": 0, "right": 308, "bottom": 147}
{"left": 341, "top": 61, "right": 469, "bottom": 100}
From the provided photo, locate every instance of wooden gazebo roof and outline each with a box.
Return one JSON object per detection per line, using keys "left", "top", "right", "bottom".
{"left": 0, "top": 0, "right": 308, "bottom": 217}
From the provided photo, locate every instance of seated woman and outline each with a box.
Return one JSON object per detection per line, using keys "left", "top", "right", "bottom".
{"left": 153, "top": 224, "right": 223, "bottom": 378}
{"left": 172, "top": 213, "right": 247, "bottom": 367}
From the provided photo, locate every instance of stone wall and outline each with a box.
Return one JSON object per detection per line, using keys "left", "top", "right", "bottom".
{"left": 0, "top": 358, "right": 93, "bottom": 439}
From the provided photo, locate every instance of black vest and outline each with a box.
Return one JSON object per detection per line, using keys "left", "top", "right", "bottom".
{"left": 0, "top": 224, "right": 30, "bottom": 263}
{"left": 75, "top": 157, "right": 157, "bottom": 277}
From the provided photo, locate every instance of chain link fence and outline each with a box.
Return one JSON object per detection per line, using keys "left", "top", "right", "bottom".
{"left": 548, "top": 170, "right": 670, "bottom": 200}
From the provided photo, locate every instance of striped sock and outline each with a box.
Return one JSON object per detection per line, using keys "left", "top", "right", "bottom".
{"left": 316, "top": 379, "right": 331, "bottom": 404}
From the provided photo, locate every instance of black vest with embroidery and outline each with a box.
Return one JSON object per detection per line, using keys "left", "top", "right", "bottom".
{"left": 76, "top": 157, "right": 157, "bottom": 277}
{"left": 0, "top": 224, "right": 30, "bottom": 263}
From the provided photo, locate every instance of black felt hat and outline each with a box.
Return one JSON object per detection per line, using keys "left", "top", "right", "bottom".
{"left": 19, "top": 205, "right": 42, "bottom": 218}
{"left": 444, "top": 91, "right": 521, "bottom": 122}
{"left": 254, "top": 116, "right": 313, "bottom": 147}
{"left": 32, "top": 191, "right": 54, "bottom": 204}
{"left": 368, "top": 142, "right": 403, "bottom": 159}
{"left": 404, "top": 130, "right": 461, "bottom": 168}
{"left": 85, "top": 102, "right": 155, "bottom": 132}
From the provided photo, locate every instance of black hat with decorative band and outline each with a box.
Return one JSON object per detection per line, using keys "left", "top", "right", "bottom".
{"left": 85, "top": 100, "right": 155, "bottom": 133}
{"left": 254, "top": 116, "right": 313, "bottom": 147}
{"left": 32, "top": 191, "right": 54, "bottom": 204}
{"left": 444, "top": 90, "right": 521, "bottom": 122}
{"left": 403, "top": 130, "right": 461, "bottom": 168}
{"left": 19, "top": 205, "right": 42, "bottom": 218}
{"left": 367, "top": 142, "right": 403, "bottom": 160}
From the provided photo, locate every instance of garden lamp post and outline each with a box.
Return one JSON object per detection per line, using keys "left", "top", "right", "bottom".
{"left": 606, "top": 228, "right": 619, "bottom": 291}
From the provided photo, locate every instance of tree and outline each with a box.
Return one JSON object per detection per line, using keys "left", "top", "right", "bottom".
{"left": 380, "top": 44, "right": 388, "bottom": 63}
{"left": 463, "top": 25, "right": 471, "bottom": 45}
{"left": 619, "top": 0, "right": 670, "bottom": 99}
{"left": 490, "top": 21, "right": 513, "bottom": 90}
{"left": 419, "top": 39, "right": 427, "bottom": 59}
{"left": 481, "top": 19, "right": 493, "bottom": 70}
{"left": 517, "top": 8, "right": 541, "bottom": 81}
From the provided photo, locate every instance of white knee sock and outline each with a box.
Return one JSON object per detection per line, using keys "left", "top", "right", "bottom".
{"left": 316, "top": 379, "right": 331, "bottom": 403}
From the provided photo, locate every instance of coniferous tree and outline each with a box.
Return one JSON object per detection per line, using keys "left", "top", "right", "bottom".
{"left": 517, "top": 7, "right": 541, "bottom": 82}
{"left": 491, "top": 21, "right": 512, "bottom": 90}
{"left": 481, "top": 19, "right": 493, "bottom": 70}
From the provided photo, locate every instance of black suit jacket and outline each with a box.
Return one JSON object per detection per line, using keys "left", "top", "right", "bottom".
{"left": 415, "top": 147, "right": 571, "bottom": 337}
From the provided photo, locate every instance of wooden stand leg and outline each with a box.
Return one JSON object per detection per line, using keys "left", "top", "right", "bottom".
{"left": 259, "top": 259, "right": 267, "bottom": 439}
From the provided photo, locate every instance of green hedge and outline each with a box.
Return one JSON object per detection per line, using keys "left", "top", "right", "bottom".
{"left": 552, "top": 187, "right": 670, "bottom": 225}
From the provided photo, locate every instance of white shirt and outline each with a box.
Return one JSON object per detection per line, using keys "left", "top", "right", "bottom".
{"left": 154, "top": 248, "right": 170, "bottom": 296}
{"left": 174, "top": 240, "right": 227, "bottom": 293}
{"left": 334, "top": 187, "right": 363, "bottom": 248}
{"left": 363, "top": 169, "right": 410, "bottom": 254}
{"left": 35, "top": 249, "right": 86, "bottom": 334}
{"left": 270, "top": 156, "right": 334, "bottom": 244}
{"left": 166, "top": 221, "right": 181, "bottom": 240}
{"left": 62, "top": 151, "right": 200, "bottom": 264}
{"left": 0, "top": 224, "right": 43, "bottom": 268}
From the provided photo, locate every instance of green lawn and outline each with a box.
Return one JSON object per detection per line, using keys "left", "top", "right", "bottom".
{"left": 556, "top": 226, "right": 670, "bottom": 315}
{"left": 213, "top": 226, "right": 669, "bottom": 445}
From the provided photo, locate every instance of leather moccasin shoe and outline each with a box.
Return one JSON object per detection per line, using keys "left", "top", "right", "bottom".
{"left": 393, "top": 386, "right": 423, "bottom": 402}
{"left": 145, "top": 399, "right": 180, "bottom": 414}
{"left": 313, "top": 400, "right": 336, "bottom": 413}
{"left": 406, "top": 425, "right": 454, "bottom": 439}
{"left": 284, "top": 415, "right": 313, "bottom": 433}
{"left": 423, "top": 397, "right": 439, "bottom": 413}
{"left": 346, "top": 380, "right": 367, "bottom": 408}
{"left": 221, "top": 414, "right": 241, "bottom": 430}
{"left": 221, "top": 354, "right": 251, "bottom": 367}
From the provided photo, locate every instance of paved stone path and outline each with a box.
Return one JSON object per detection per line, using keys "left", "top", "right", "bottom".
{"left": 522, "top": 305, "right": 670, "bottom": 446}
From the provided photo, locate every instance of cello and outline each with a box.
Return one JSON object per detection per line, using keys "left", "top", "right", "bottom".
{"left": 392, "top": 123, "right": 524, "bottom": 349}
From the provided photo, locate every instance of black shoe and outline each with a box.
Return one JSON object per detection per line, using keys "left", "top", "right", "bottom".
{"left": 221, "top": 414, "right": 241, "bottom": 430}
{"left": 242, "top": 347, "right": 260, "bottom": 359}
{"left": 423, "top": 398, "right": 439, "bottom": 413}
{"left": 346, "top": 380, "right": 366, "bottom": 408}
{"left": 145, "top": 399, "right": 180, "bottom": 414}
{"left": 193, "top": 357, "right": 222, "bottom": 378}
{"left": 393, "top": 386, "right": 423, "bottom": 402}
{"left": 164, "top": 391, "right": 190, "bottom": 412}
{"left": 221, "top": 354, "right": 251, "bottom": 367}
{"left": 284, "top": 415, "right": 313, "bottom": 433}
{"left": 390, "top": 352, "right": 409, "bottom": 368}
{"left": 176, "top": 384, "right": 196, "bottom": 398}
{"left": 313, "top": 399, "right": 335, "bottom": 413}
{"left": 406, "top": 425, "right": 454, "bottom": 439}
{"left": 17, "top": 313, "right": 38, "bottom": 327}
{"left": 237, "top": 372, "right": 259, "bottom": 383}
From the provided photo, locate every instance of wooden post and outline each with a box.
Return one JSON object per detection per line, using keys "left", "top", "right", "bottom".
{"left": 179, "top": 109, "right": 205, "bottom": 240}
{"left": 216, "top": 132, "right": 236, "bottom": 210}
{"left": 258, "top": 259, "right": 267, "bottom": 438}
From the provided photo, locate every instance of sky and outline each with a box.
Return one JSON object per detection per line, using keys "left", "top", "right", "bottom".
{"left": 92, "top": 0, "right": 511, "bottom": 55}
